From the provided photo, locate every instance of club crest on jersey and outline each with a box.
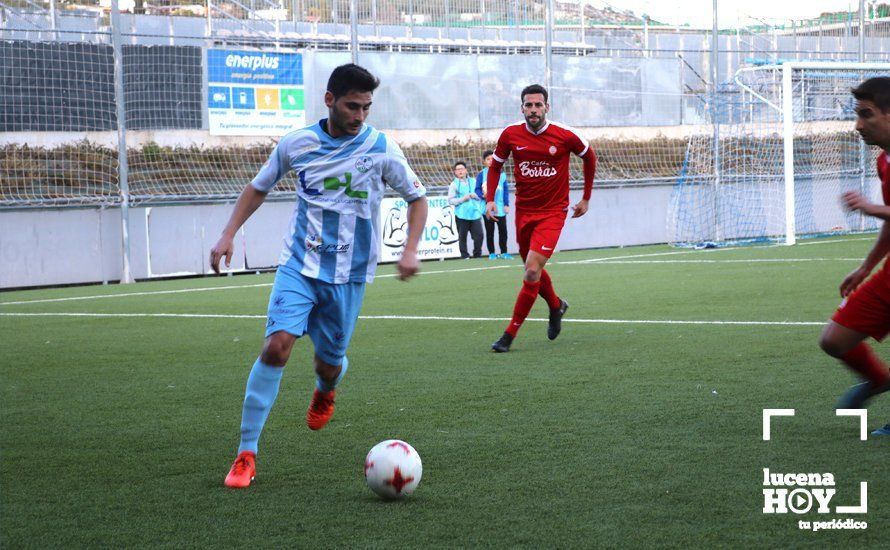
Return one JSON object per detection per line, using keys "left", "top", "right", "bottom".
{"left": 306, "top": 233, "right": 322, "bottom": 251}
{"left": 355, "top": 156, "right": 373, "bottom": 174}
{"left": 549, "top": 145, "right": 558, "bottom": 155}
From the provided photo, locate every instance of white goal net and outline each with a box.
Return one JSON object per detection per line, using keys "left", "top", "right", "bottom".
{"left": 669, "top": 61, "right": 890, "bottom": 247}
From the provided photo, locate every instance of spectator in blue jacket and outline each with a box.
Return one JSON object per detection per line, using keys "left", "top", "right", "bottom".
{"left": 448, "top": 161, "right": 484, "bottom": 259}
{"left": 476, "top": 150, "right": 513, "bottom": 260}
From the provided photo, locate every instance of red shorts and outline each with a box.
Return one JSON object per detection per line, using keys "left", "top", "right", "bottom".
{"left": 832, "top": 266, "right": 890, "bottom": 341}
{"left": 515, "top": 210, "right": 566, "bottom": 259}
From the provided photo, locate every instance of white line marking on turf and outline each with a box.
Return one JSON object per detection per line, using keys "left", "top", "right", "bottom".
{"left": 570, "top": 249, "right": 721, "bottom": 264}
{"left": 594, "top": 258, "right": 862, "bottom": 264}
{"left": 361, "top": 315, "right": 824, "bottom": 326}
{"left": 376, "top": 264, "right": 516, "bottom": 278}
{"left": 0, "top": 312, "right": 265, "bottom": 319}
{"left": 797, "top": 236, "right": 875, "bottom": 246}
{"left": 0, "top": 265, "right": 519, "bottom": 305}
{"left": 0, "top": 312, "right": 824, "bottom": 326}
{"left": 0, "top": 237, "right": 869, "bottom": 306}
{"left": 0, "top": 283, "right": 273, "bottom": 306}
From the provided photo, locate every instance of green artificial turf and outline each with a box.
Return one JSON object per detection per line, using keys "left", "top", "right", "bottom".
{"left": 1, "top": 237, "right": 887, "bottom": 547}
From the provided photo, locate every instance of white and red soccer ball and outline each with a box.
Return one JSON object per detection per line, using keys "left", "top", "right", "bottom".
{"left": 364, "top": 440, "right": 422, "bottom": 499}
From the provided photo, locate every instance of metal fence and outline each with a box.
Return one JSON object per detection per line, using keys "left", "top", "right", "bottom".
{"left": 2, "top": 0, "right": 889, "bottom": 209}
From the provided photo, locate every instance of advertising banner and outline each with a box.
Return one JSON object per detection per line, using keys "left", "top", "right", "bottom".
{"left": 207, "top": 49, "right": 305, "bottom": 136}
{"left": 379, "top": 196, "right": 461, "bottom": 262}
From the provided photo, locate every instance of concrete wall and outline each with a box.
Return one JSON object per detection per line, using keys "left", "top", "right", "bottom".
{"left": 4, "top": 172, "right": 877, "bottom": 289}
{"left": 0, "top": 185, "right": 675, "bottom": 288}
{"left": 0, "top": 207, "right": 120, "bottom": 288}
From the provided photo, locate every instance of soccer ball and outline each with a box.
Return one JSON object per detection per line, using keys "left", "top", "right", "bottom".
{"left": 364, "top": 439, "right": 423, "bottom": 499}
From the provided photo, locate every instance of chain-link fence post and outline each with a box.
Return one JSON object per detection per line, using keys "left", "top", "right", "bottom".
{"left": 544, "top": 0, "right": 553, "bottom": 90}
{"left": 111, "top": 0, "right": 134, "bottom": 283}
{"left": 350, "top": 0, "right": 358, "bottom": 63}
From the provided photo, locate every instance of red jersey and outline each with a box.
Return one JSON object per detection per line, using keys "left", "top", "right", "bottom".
{"left": 831, "top": 152, "right": 890, "bottom": 340}
{"left": 491, "top": 121, "right": 591, "bottom": 213}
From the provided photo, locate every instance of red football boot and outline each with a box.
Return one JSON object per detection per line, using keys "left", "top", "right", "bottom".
{"left": 306, "top": 389, "right": 336, "bottom": 431}
{"left": 224, "top": 451, "right": 256, "bottom": 488}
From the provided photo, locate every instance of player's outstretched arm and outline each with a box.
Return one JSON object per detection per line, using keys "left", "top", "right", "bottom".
{"left": 840, "top": 219, "right": 890, "bottom": 297}
{"left": 840, "top": 267, "right": 871, "bottom": 297}
{"left": 843, "top": 191, "right": 890, "bottom": 221}
{"left": 571, "top": 148, "right": 596, "bottom": 218}
{"left": 838, "top": 191, "right": 890, "bottom": 296}
{"left": 571, "top": 199, "right": 589, "bottom": 218}
{"left": 485, "top": 201, "right": 498, "bottom": 219}
{"left": 485, "top": 157, "right": 506, "bottom": 220}
{"left": 397, "top": 196, "right": 429, "bottom": 281}
{"left": 210, "top": 184, "right": 268, "bottom": 274}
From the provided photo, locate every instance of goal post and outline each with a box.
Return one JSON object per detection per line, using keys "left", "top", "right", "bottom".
{"left": 782, "top": 62, "right": 795, "bottom": 245}
{"left": 669, "top": 60, "right": 890, "bottom": 248}
{"left": 781, "top": 61, "right": 890, "bottom": 246}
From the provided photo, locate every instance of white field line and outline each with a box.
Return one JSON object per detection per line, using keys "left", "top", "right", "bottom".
{"left": 797, "top": 236, "right": 875, "bottom": 246}
{"left": 593, "top": 258, "right": 862, "bottom": 264}
{"left": 0, "top": 311, "right": 824, "bottom": 326}
{"left": 0, "top": 238, "right": 867, "bottom": 307}
{"left": 569, "top": 249, "right": 730, "bottom": 264}
{"left": 376, "top": 263, "right": 516, "bottom": 277}
{"left": 0, "top": 312, "right": 265, "bottom": 319}
{"left": 0, "top": 283, "right": 274, "bottom": 306}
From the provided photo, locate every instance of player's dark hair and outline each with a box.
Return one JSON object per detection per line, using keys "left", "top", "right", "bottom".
{"left": 521, "top": 84, "right": 548, "bottom": 104}
{"left": 453, "top": 161, "right": 467, "bottom": 170}
{"left": 482, "top": 150, "right": 494, "bottom": 159}
{"left": 327, "top": 64, "right": 380, "bottom": 99}
{"left": 852, "top": 77, "right": 890, "bottom": 113}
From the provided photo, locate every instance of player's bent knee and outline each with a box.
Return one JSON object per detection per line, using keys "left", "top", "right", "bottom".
{"left": 818, "top": 330, "right": 850, "bottom": 359}
{"left": 261, "top": 332, "right": 295, "bottom": 366}
{"left": 523, "top": 266, "right": 542, "bottom": 282}
{"left": 313, "top": 356, "right": 342, "bottom": 382}
{"left": 818, "top": 334, "right": 841, "bottom": 357}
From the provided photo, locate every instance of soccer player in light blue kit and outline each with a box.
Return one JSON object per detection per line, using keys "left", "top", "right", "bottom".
{"left": 210, "top": 64, "right": 429, "bottom": 488}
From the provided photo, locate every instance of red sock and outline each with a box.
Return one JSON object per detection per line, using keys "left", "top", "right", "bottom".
{"left": 506, "top": 280, "right": 541, "bottom": 337}
{"left": 841, "top": 343, "right": 890, "bottom": 385}
{"left": 538, "top": 269, "right": 561, "bottom": 310}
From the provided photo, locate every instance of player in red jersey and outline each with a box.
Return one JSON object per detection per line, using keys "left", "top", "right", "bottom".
{"left": 818, "top": 77, "right": 890, "bottom": 436}
{"left": 485, "top": 84, "right": 596, "bottom": 352}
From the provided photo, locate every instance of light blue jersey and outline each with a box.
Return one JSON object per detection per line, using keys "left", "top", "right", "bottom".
{"left": 252, "top": 119, "right": 426, "bottom": 284}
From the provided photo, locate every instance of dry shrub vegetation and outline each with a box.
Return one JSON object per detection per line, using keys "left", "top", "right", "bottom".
{"left": 0, "top": 132, "right": 860, "bottom": 205}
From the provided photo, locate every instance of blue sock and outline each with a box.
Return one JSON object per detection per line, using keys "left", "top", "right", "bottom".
{"left": 316, "top": 356, "right": 348, "bottom": 393}
{"left": 238, "top": 359, "right": 284, "bottom": 455}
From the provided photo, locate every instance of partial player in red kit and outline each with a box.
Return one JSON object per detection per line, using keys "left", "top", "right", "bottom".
{"left": 818, "top": 77, "right": 890, "bottom": 436}
{"left": 486, "top": 84, "right": 596, "bottom": 352}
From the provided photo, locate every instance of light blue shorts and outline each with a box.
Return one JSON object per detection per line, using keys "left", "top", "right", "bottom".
{"left": 265, "top": 263, "right": 366, "bottom": 365}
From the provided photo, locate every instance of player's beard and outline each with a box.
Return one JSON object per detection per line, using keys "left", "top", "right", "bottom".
{"left": 858, "top": 130, "right": 886, "bottom": 148}
{"left": 525, "top": 114, "right": 545, "bottom": 131}
{"left": 329, "top": 104, "right": 363, "bottom": 136}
